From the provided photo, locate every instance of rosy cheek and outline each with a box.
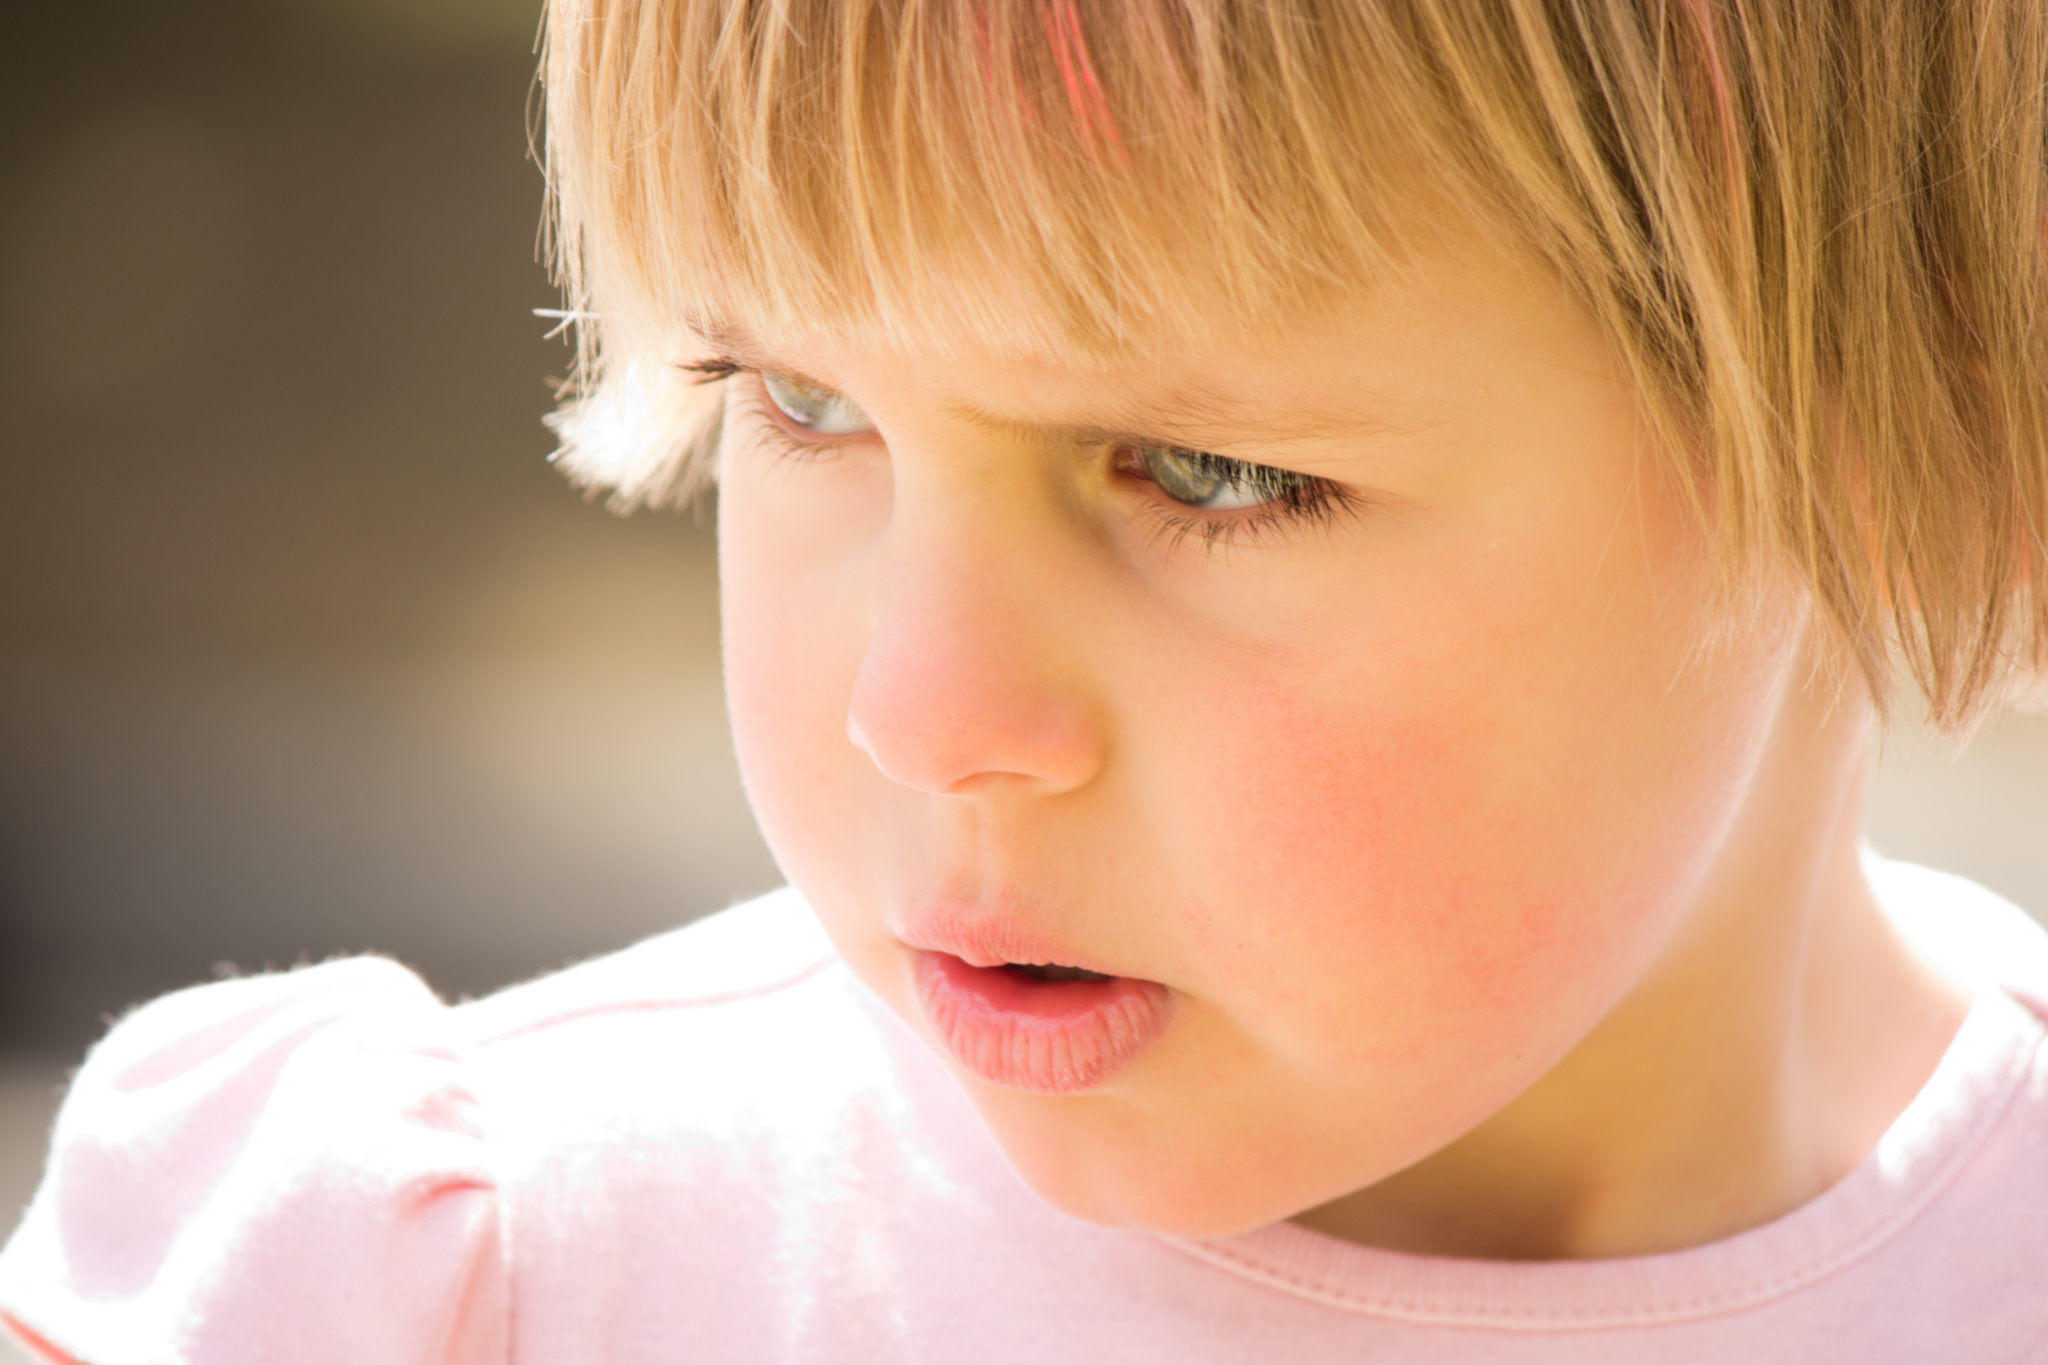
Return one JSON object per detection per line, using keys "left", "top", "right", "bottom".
{"left": 1174, "top": 690, "right": 1466, "bottom": 970}
{"left": 1159, "top": 658, "right": 1637, "bottom": 1064}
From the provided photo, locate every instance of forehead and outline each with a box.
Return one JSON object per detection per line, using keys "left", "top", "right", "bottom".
{"left": 695, "top": 313, "right": 1375, "bottom": 447}
{"left": 688, "top": 227, "right": 1574, "bottom": 450}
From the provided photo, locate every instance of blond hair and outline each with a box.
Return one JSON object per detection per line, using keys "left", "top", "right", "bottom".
{"left": 539, "top": 0, "right": 2048, "bottom": 730}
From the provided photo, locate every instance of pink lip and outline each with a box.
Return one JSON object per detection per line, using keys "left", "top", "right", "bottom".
{"left": 896, "top": 910, "right": 1111, "bottom": 973}
{"left": 910, "top": 951, "right": 1173, "bottom": 1094}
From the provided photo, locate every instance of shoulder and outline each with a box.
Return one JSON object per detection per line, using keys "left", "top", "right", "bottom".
{"left": 1864, "top": 855, "right": 2048, "bottom": 1307}
{"left": 1867, "top": 850, "right": 2048, "bottom": 1015}
{"left": 0, "top": 953, "right": 507, "bottom": 1365}
{"left": 449, "top": 886, "right": 872, "bottom": 1151}
{"left": 431, "top": 894, "right": 967, "bottom": 1363}
{"left": 449, "top": 889, "right": 901, "bottom": 1186}
{"left": 451, "top": 884, "right": 839, "bottom": 1045}
{"left": 0, "top": 886, "right": 879, "bottom": 1365}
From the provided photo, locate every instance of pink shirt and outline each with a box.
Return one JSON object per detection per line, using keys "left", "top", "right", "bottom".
{"left": 3, "top": 854, "right": 2045, "bottom": 1363}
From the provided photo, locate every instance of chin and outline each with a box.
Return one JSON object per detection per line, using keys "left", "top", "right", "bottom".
{"left": 977, "top": 1100, "right": 1307, "bottom": 1239}
{"left": 1024, "top": 1161, "right": 1300, "bottom": 1239}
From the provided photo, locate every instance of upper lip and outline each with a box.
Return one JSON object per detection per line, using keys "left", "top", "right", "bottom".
{"left": 895, "top": 898, "right": 1125, "bottom": 976}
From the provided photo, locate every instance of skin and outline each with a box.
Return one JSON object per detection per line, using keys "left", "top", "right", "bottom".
{"left": 710, "top": 226, "right": 1970, "bottom": 1259}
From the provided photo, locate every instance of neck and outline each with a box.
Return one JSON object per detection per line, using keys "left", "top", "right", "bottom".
{"left": 1295, "top": 671, "right": 1971, "bottom": 1261}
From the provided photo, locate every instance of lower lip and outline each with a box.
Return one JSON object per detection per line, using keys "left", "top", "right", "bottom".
{"left": 911, "top": 951, "right": 1174, "bottom": 1094}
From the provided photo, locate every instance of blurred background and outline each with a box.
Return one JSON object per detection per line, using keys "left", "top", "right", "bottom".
{"left": 0, "top": 0, "right": 2042, "bottom": 1342}
{"left": 0, "top": 1, "right": 784, "bottom": 1324}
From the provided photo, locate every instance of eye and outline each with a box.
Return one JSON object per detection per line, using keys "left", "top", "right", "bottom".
{"left": 761, "top": 371, "right": 873, "bottom": 436}
{"left": 1133, "top": 445, "right": 1294, "bottom": 511}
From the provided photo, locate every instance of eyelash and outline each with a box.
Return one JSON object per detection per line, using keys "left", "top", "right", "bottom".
{"left": 680, "top": 357, "right": 1360, "bottom": 552}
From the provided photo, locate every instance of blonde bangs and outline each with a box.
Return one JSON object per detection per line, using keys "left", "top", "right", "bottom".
{"left": 541, "top": 1, "right": 1500, "bottom": 362}
{"left": 540, "top": 0, "right": 2048, "bottom": 730}
{"left": 537, "top": 0, "right": 1650, "bottom": 505}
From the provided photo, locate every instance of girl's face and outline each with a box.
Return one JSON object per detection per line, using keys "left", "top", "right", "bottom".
{"left": 714, "top": 231, "right": 1804, "bottom": 1236}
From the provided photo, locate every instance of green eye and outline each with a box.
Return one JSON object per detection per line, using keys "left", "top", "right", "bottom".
{"left": 761, "top": 372, "right": 872, "bottom": 436}
{"left": 1139, "top": 446, "right": 1289, "bottom": 511}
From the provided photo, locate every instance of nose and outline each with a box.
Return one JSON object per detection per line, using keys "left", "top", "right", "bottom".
{"left": 845, "top": 505, "right": 1105, "bottom": 797}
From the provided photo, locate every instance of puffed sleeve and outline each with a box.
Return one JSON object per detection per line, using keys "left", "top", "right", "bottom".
{"left": 0, "top": 957, "right": 507, "bottom": 1365}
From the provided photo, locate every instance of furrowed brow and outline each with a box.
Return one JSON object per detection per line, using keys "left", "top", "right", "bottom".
{"left": 947, "top": 394, "right": 1390, "bottom": 455}
{"left": 682, "top": 316, "right": 1399, "bottom": 454}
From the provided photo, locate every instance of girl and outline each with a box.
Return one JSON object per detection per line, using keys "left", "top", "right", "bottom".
{"left": 4, "top": 1, "right": 2046, "bottom": 1360}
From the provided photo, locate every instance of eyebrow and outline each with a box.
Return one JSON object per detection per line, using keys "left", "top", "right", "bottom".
{"left": 685, "top": 316, "right": 1401, "bottom": 455}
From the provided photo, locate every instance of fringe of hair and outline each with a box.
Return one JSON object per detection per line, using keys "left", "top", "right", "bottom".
{"left": 538, "top": 0, "right": 2048, "bottom": 731}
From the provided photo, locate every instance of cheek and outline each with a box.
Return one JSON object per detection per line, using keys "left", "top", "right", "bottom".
{"left": 716, "top": 474, "right": 870, "bottom": 893}
{"left": 1145, "top": 572, "right": 1740, "bottom": 1074}
{"left": 1165, "top": 685, "right": 1611, "bottom": 1043}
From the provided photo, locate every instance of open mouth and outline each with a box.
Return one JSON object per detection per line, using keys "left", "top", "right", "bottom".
{"left": 913, "top": 950, "right": 1174, "bottom": 1092}
{"left": 1002, "top": 962, "right": 1116, "bottom": 983}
